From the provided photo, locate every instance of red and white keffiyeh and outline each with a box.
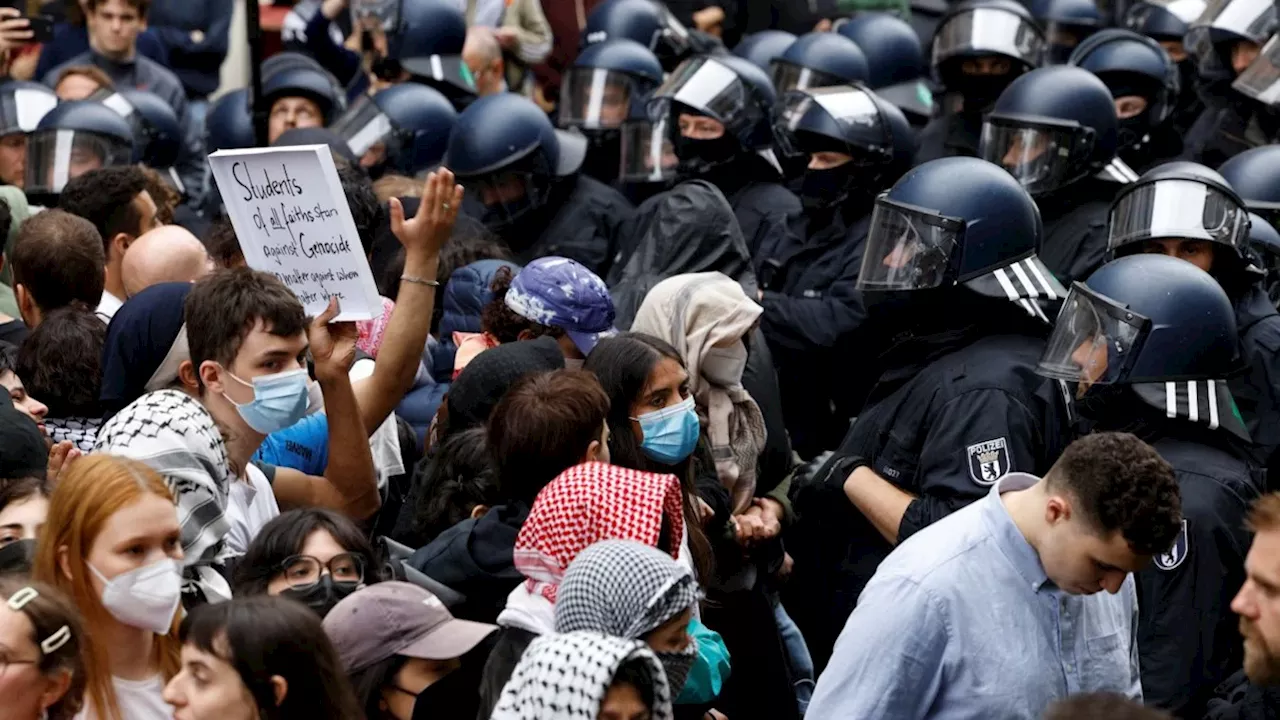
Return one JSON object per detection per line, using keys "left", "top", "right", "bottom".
{"left": 512, "top": 462, "right": 684, "bottom": 602}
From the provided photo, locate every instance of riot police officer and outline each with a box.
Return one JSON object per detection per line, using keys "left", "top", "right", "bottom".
{"left": 1232, "top": 31, "right": 1280, "bottom": 122}
{"left": 24, "top": 101, "right": 134, "bottom": 207}
{"left": 760, "top": 84, "right": 916, "bottom": 460}
{"left": 1028, "top": 0, "right": 1102, "bottom": 64}
{"left": 557, "top": 38, "right": 665, "bottom": 186}
{"left": 1068, "top": 29, "right": 1184, "bottom": 172}
{"left": 649, "top": 54, "right": 804, "bottom": 267}
{"left": 1218, "top": 137, "right": 1280, "bottom": 232}
{"left": 262, "top": 65, "right": 343, "bottom": 145}
{"left": 979, "top": 64, "right": 1138, "bottom": 284}
{"left": 1180, "top": 0, "right": 1279, "bottom": 166}
{"left": 1247, "top": 211, "right": 1280, "bottom": 306}
{"left": 1123, "top": 0, "right": 1208, "bottom": 134}
{"left": 444, "top": 92, "right": 634, "bottom": 275}
{"left": 0, "top": 82, "right": 56, "bottom": 189}
{"left": 1036, "top": 253, "right": 1263, "bottom": 717}
{"left": 915, "top": 0, "right": 1046, "bottom": 163}
{"left": 786, "top": 156, "right": 1073, "bottom": 669}
{"left": 95, "top": 89, "right": 191, "bottom": 199}
{"left": 329, "top": 82, "right": 457, "bottom": 179}
{"left": 582, "top": 0, "right": 716, "bottom": 72}
{"left": 1107, "top": 161, "right": 1280, "bottom": 501}
{"left": 836, "top": 13, "right": 935, "bottom": 127}
{"left": 393, "top": 0, "right": 476, "bottom": 109}
{"left": 769, "top": 32, "right": 870, "bottom": 93}
{"left": 205, "top": 88, "right": 256, "bottom": 154}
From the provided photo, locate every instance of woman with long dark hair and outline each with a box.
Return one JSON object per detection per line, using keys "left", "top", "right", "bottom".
{"left": 163, "top": 595, "right": 362, "bottom": 720}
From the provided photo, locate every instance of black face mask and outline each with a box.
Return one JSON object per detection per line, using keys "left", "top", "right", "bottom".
{"left": 372, "top": 55, "right": 403, "bottom": 82}
{"left": 410, "top": 663, "right": 483, "bottom": 720}
{"left": 656, "top": 647, "right": 696, "bottom": 696}
{"left": 0, "top": 538, "right": 35, "bottom": 575}
{"left": 954, "top": 74, "right": 1011, "bottom": 114}
{"left": 674, "top": 134, "right": 740, "bottom": 178}
{"left": 581, "top": 131, "right": 623, "bottom": 184}
{"left": 280, "top": 576, "right": 359, "bottom": 618}
{"left": 799, "top": 166, "right": 855, "bottom": 212}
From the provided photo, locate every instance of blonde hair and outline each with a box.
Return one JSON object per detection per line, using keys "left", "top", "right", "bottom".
{"left": 1248, "top": 493, "right": 1280, "bottom": 532}
{"left": 32, "top": 455, "right": 182, "bottom": 720}
{"left": 373, "top": 173, "right": 423, "bottom": 204}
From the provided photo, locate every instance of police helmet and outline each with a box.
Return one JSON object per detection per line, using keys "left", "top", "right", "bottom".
{"left": 857, "top": 157, "right": 1065, "bottom": 319}
{"left": 979, "top": 65, "right": 1118, "bottom": 195}
{"left": 1068, "top": 29, "right": 1180, "bottom": 153}
{"left": 331, "top": 83, "right": 457, "bottom": 177}
{"left": 263, "top": 66, "right": 342, "bottom": 124}
{"left": 931, "top": 0, "right": 1046, "bottom": 85}
{"left": 1233, "top": 34, "right": 1280, "bottom": 106}
{"left": 583, "top": 0, "right": 694, "bottom": 71}
{"left": 393, "top": 0, "right": 476, "bottom": 97}
{"left": 1107, "top": 162, "right": 1251, "bottom": 281}
{"left": 261, "top": 52, "right": 348, "bottom": 113}
{"left": 732, "top": 30, "right": 798, "bottom": 73}
{"left": 649, "top": 54, "right": 778, "bottom": 178}
{"left": 1123, "top": 0, "right": 1206, "bottom": 42}
{"left": 1037, "top": 253, "right": 1244, "bottom": 435}
{"left": 560, "top": 39, "right": 664, "bottom": 131}
{"left": 770, "top": 33, "right": 870, "bottom": 93}
{"left": 773, "top": 85, "right": 916, "bottom": 210}
{"left": 1184, "top": 0, "right": 1277, "bottom": 80}
{"left": 26, "top": 100, "right": 134, "bottom": 204}
{"left": 443, "top": 93, "right": 588, "bottom": 230}
{"left": 206, "top": 88, "right": 256, "bottom": 153}
{"left": 1247, "top": 210, "right": 1280, "bottom": 304}
{"left": 1219, "top": 145, "right": 1280, "bottom": 227}
{"left": 0, "top": 81, "right": 56, "bottom": 138}
{"left": 93, "top": 89, "right": 185, "bottom": 194}
{"left": 836, "top": 13, "right": 934, "bottom": 122}
{"left": 1028, "top": 0, "right": 1102, "bottom": 63}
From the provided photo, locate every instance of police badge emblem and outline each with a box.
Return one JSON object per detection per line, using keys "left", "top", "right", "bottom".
{"left": 966, "top": 438, "right": 1010, "bottom": 486}
{"left": 1155, "top": 519, "right": 1189, "bottom": 571}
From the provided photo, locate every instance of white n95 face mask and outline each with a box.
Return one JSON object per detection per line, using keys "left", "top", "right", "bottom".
{"left": 89, "top": 558, "right": 182, "bottom": 634}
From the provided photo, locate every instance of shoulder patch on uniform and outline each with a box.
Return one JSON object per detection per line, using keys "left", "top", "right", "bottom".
{"left": 1155, "top": 519, "right": 1189, "bottom": 571}
{"left": 966, "top": 438, "right": 1010, "bottom": 486}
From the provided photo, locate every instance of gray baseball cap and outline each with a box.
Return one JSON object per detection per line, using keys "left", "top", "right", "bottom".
{"left": 322, "top": 581, "right": 498, "bottom": 673}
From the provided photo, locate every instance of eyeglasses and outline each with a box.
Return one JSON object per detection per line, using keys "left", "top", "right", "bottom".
{"left": 277, "top": 553, "right": 365, "bottom": 589}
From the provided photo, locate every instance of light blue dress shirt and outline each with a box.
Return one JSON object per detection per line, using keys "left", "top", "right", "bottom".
{"left": 808, "top": 472, "right": 1142, "bottom": 719}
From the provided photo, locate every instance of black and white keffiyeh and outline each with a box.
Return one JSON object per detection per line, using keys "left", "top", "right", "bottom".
{"left": 93, "top": 389, "right": 233, "bottom": 601}
{"left": 44, "top": 416, "right": 102, "bottom": 453}
{"left": 555, "top": 540, "right": 699, "bottom": 639}
{"left": 491, "top": 631, "right": 674, "bottom": 720}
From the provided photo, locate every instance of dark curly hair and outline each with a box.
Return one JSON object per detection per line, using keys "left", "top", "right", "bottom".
{"left": 480, "top": 265, "right": 563, "bottom": 344}
{"left": 16, "top": 303, "right": 104, "bottom": 418}
{"left": 1045, "top": 432, "right": 1182, "bottom": 556}
{"left": 407, "top": 427, "right": 498, "bottom": 547}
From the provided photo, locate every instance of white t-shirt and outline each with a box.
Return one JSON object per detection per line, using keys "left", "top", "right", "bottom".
{"left": 75, "top": 675, "right": 170, "bottom": 720}
{"left": 224, "top": 463, "right": 281, "bottom": 556}
{"left": 96, "top": 291, "right": 123, "bottom": 323}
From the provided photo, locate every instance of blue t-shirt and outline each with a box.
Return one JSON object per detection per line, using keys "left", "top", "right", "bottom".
{"left": 252, "top": 413, "right": 330, "bottom": 476}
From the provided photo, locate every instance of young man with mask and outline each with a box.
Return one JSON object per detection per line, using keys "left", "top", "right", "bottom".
{"left": 808, "top": 433, "right": 1183, "bottom": 718}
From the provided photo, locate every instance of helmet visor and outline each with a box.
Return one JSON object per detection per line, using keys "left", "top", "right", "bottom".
{"left": 24, "top": 129, "right": 132, "bottom": 197}
{"left": 772, "top": 87, "right": 890, "bottom": 160}
{"left": 0, "top": 87, "right": 56, "bottom": 136}
{"left": 649, "top": 57, "right": 759, "bottom": 139}
{"left": 769, "top": 61, "right": 848, "bottom": 93}
{"left": 1233, "top": 33, "right": 1280, "bottom": 104}
{"left": 931, "top": 8, "right": 1046, "bottom": 68}
{"left": 980, "top": 118, "right": 1092, "bottom": 195}
{"left": 1037, "top": 282, "right": 1149, "bottom": 389}
{"left": 329, "top": 95, "right": 395, "bottom": 167}
{"left": 1189, "top": 0, "right": 1277, "bottom": 41}
{"left": 351, "top": 0, "right": 400, "bottom": 31}
{"left": 857, "top": 197, "right": 964, "bottom": 291}
{"left": 619, "top": 118, "right": 678, "bottom": 183}
{"left": 558, "top": 68, "right": 636, "bottom": 130}
{"left": 1109, "top": 177, "right": 1249, "bottom": 250}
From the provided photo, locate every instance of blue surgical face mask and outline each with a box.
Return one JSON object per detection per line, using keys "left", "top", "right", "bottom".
{"left": 222, "top": 367, "right": 310, "bottom": 434}
{"left": 632, "top": 395, "right": 700, "bottom": 465}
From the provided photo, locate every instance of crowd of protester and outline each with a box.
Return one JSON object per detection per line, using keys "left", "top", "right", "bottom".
{"left": 0, "top": 0, "right": 1280, "bottom": 718}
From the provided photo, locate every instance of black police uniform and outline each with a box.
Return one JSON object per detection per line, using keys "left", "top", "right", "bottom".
{"left": 503, "top": 174, "right": 635, "bottom": 277}
{"left": 1037, "top": 179, "right": 1122, "bottom": 284}
{"left": 1182, "top": 102, "right": 1279, "bottom": 169}
{"left": 1137, "top": 433, "right": 1261, "bottom": 718}
{"left": 1232, "top": 285, "right": 1280, "bottom": 473}
{"left": 787, "top": 320, "right": 1072, "bottom": 669}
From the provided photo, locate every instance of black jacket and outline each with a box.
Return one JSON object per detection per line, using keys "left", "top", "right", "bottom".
{"left": 496, "top": 174, "right": 636, "bottom": 277}
{"left": 1137, "top": 433, "right": 1262, "bottom": 718}
{"left": 758, "top": 206, "right": 875, "bottom": 458}
{"left": 1182, "top": 99, "right": 1280, "bottom": 170}
{"left": 1233, "top": 286, "right": 1280, "bottom": 475}
{"left": 1206, "top": 670, "right": 1280, "bottom": 720}
{"left": 406, "top": 503, "right": 529, "bottom": 624}
{"left": 1037, "top": 179, "right": 1119, "bottom": 285}
{"left": 913, "top": 109, "right": 983, "bottom": 165}
{"left": 786, "top": 304, "right": 1071, "bottom": 670}
{"left": 694, "top": 157, "right": 806, "bottom": 273}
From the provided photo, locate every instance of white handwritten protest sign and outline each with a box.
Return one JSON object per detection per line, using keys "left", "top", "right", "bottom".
{"left": 208, "top": 145, "right": 382, "bottom": 321}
